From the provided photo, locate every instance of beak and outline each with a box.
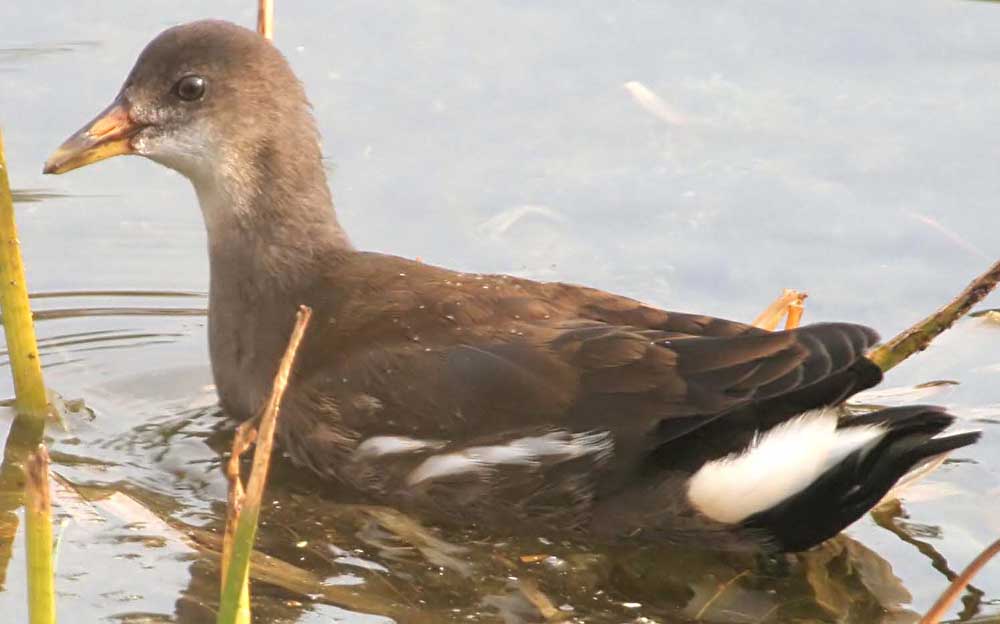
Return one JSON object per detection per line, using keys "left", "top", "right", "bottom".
{"left": 43, "top": 96, "right": 144, "bottom": 175}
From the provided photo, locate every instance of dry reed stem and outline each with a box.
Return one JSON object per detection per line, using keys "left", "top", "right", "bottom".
{"left": 753, "top": 289, "right": 807, "bottom": 331}
{"left": 784, "top": 296, "right": 806, "bottom": 330}
{"left": 217, "top": 305, "right": 312, "bottom": 624}
{"left": 516, "top": 576, "right": 566, "bottom": 621}
{"left": 920, "top": 538, "right": 1000, "bottom": 624}
{"left": 257, "top": 0, "right": 274, "bottom": 41}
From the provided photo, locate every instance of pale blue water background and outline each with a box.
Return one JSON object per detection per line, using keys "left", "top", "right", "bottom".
{"left": 0, "top": 1, "right": 998, "bottom": 622}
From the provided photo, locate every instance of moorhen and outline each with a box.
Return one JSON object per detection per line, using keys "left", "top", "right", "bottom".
{"left": 43, "top": 20, "right": 979, "bottom": 552}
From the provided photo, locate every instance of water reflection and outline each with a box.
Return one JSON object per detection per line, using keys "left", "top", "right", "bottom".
{"left": 9, "top": 189, "right": 73, "bottom": 204}
{"left": 50, "top": 439, "right": 930, "bottom": 624}
{"left": 47, "top": 397, "right": 929, "bottom": 624}
{"left": 0, "top": 41, "right": 99, "bottom": 71}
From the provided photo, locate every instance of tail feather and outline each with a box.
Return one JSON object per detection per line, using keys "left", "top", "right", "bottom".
{"left": 740, "top": 406, "right": 979, "bottom": 552}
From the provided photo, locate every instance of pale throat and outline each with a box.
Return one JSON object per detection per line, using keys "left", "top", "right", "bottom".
{"left": 183, "top": 143, "right": 352, "bottom": 293}
{"left": 190, "top": 158, "right": 257, "bottom": 244}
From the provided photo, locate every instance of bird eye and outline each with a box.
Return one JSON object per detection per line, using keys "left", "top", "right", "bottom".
{"left": 174, "top": 75, "right": 206, "bottom": 101}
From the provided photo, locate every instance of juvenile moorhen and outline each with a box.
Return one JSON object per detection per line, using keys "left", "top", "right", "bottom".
{"left": 44, "top": 20, "right": 979, "bottom": 552}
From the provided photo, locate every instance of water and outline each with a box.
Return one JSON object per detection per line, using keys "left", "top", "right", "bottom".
{"left": 1, "top": 1, "right": 999, "bottom": 621}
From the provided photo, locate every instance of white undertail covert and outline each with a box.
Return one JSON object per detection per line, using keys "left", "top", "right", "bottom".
{"left": 686, "top": 409, "right": 887, "bottom": 523}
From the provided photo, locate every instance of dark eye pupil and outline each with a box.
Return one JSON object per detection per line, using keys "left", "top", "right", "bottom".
{"left": 175, "top": 76, "right": 205, "bottom": 101}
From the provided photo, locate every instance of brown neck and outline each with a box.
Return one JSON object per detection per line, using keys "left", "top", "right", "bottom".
{"left": 189, "top": 129, "right": 353, "bottom": 418}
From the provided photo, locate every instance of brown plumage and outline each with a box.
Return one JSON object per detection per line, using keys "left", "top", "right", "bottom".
{"left": 44, "top": 20, "right": 979, "bottom": 552}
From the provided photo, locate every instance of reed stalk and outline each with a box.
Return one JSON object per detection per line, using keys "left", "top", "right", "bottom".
{"left": 257, "top": 0, "right": 274, "bottom": 41}
{"left": 0, "top": 130, "right": 55, "bottom": 623}
{"left": 24, "top": 446, "right": 54, "bottom": 624}
{"left": 217, "top": 305, "right": 312, "bottom": 624}
{"left": 0, "top": 130, "right": 48, "bottom": 427}
{"left": 868, "top": 259, "right": 1000, "bottom": 372}
{"left": 920, "top": 538, "right": 1000, "bottom": 624}
{"left": 752, "top": 289, "right": 806, "bottom": 331}
{"left": 221, "top": 422, "right": 256, "bottom": 624}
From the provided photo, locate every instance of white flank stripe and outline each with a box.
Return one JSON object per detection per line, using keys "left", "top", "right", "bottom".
{"left": 686, "top": 409, "right": 886, "bottom": 524}
{"left": 407, "top": 453, "right": 480, "bottom": 484}
{"left": 354, "top": 436, "right": 445, "bottom": 458}
{"left": 407, "top": 430, "right": 613, "bottom": 486}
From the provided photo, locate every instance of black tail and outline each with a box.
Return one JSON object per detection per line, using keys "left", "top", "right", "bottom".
{"left": 742, "top": 405, "right": 980, "bottom": 552}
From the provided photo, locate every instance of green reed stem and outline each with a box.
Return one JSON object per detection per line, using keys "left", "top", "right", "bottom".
{"left": 0, "top": 130, "right": 48, "bottom": 427}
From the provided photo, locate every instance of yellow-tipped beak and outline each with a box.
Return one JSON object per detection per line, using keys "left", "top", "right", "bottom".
{"left": 43, "top": 97, "right": 143, "bottom": 175}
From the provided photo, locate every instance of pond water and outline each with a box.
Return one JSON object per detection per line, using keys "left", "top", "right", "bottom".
{"left": 1, "top": 1, "right": 999, "bottom": 622}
